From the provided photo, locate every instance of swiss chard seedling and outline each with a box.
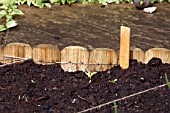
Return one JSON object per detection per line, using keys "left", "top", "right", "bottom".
{"left": 85, "top": 71, "right": 97, "bottom": 83}
{"left": 109, "top": 78, "right": 118, "bottom": 84}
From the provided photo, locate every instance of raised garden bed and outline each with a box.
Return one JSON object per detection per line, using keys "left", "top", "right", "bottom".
{"left": 0, "top": 58, "right": 170, "bottom": 113}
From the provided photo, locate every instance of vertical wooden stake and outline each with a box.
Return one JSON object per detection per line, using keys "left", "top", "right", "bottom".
{"left": 119, "top": 26, "right": 131, "bottom": 69}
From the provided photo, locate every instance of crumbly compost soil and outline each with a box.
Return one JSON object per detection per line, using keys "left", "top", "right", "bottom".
{"left": 0, "top": 58, "right": 170, "bottom": 113}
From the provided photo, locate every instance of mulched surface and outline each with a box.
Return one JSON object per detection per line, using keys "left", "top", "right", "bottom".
{"left": 0, "top": 58, "right": 170, "bottom": 113}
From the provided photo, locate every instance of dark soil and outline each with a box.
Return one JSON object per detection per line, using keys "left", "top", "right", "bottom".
{"left": 0, "top": 58, "right": 170, "bottom": 113}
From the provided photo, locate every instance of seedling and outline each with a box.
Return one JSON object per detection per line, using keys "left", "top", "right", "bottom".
{"left": 18, "top": 94, "right": 29, "bottom": 102}
{"left": 113, "top": 102, "right": 118, "bottom": 113}
{"left": 85, "top": 71, "right": 97, "bottom": 83}
{"left": 109, "top": 78, "right": 118, "bottom": 84}
{"left": 31, "top": 80, "right": 36, "bottom": 84}
{"left": 165, "top": 73, "right": 170, "bottom": 89}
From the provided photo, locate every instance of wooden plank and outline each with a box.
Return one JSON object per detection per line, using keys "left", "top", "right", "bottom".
{"left": 33, "top": 44, "right": 60, "bottom": 64}
{"left": 61, "top": 46, "right": 89, "bottom": 72}
{"left": 0, "top": 46, "right": 3, "bottom": 62}
{"left": 130, "top": 48, "right": 145, "bottom": 63}
{"left": 3, "top": 43, "right": 32, "bottom": 63}
{"left": 145, "top": 48, "right": 170, "bottom": 64}
{"left": 88, "top": 48, "right": 118, "bottom": 71}
{"left": 119, "top": 26, "right": 131, "bottom": 69}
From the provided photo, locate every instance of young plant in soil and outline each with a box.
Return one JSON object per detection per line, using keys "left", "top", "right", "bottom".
{"left": 31, "top": 79, "right": 36, "bottom": 84}
{"left": 85, "top": 70, "right": 97, "bottom": 83}
{"left": 18, "top": 94, "right": 29, "bottom": 102}
{"left": 113, "top": 102, "right": 118, "bottom": 113}
{"left": 165, "top": 73, "right": 170, "bottom": 89}
{"left": 109, "top": 78, "right": 118, "bottom": 83}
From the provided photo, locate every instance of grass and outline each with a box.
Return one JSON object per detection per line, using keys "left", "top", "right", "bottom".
{"left": 165, "top": 73, "right": 170, "bottom": 89}
{"left": 113, "top": 102, "right": 118, "bottom": 113}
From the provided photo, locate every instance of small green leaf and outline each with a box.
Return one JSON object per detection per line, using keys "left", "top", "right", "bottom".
{"left": 6, "top": 20, "right": 17, "bottom": 29}
{"left": 109, "top": 78, "right": 118, "bottom": 83}
{"left": 67, "top": 0, "right": 71, "bottom": 4}
{"left": 50, "top": 0, "right": 57, "bottom": 3}
{"left": 11, "top": 9, "right": 24, "bottom": 15}
{"left": 31, "top": 0, "right": 36, "bottom": 5}
{"left": 165, "top": 73, "right": 170, "bottom": 89}
{"left": 7, "top": 8, "right": 13, "bottom": 13}
{"left": 45, "top": 3, "right": 51, "bottom": 8}
{"left": 61, "top": 0, "right": 66, "bottom": 4}
{"left": 0, "top": 10, "right": 6, "bottom": 18}
{"left": 31, "top": 80, "right": 36, "bottom": 84}
{"left": 0, "top": 25, "right": 6, "bottom": 31}
{"left": 27, "top": 0, "right": 32, "bottom": 6}
{"left": 18, "top": 95, "right": 21, "bottom": 100}
{"left": 113, "top": 102, "right": 118, "bottom": 113}
{"left": 82, "top": 1, "right": 88, "bottom": 4}
{"left": 11, "top": 5, "right": 18, "bottom": 9}
{"left": 0, "top": 6, "right": 8, "bottom": 10}
{"left": 6, "top": 15, "right": 13, "bottom": 21}
{"left": 6, "top": 0, "right": 15, "bottom": 5}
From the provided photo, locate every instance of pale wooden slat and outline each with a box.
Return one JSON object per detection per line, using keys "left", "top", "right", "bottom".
{"left": 145, "top": 48, "right": 170, "bottom": 64}
{"left": 33, "top": 44, "right": 60, "bottom": 64}
{"left": 130, "top": 48, "right": 145, "bottom": 63}
{"left": 0, "top": 46, "right": 3, "bottom": 61}
{"left": 88, "top": 48, "right": 118, "bottom": 71}
{"left": 119, "top": 26, "right": 131, "bottom": 69}
{"left": 3, "top": 42, "right": 32, "bottom": 63}
{"left": 61, "top": 46, "right": 89, "bottom": 72}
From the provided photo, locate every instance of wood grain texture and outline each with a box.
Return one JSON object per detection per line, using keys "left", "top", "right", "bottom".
{"left": 0, "top": 46, "right": 3, "bottom": 61}
{"left": 61, "top": 46, "right": 89, "bottom": 72}
{"left": 2, "top": 43, "right": 32, "bottom": 63}
{"left": 88, "top": 48, "right": 118, "bottom": 71}
{"left": 145, "top": 48, "right": 170, "bottom": 63}
{"left": 119, "top": 26, "right": 131, "bottom": 69}
{"left": 33, "top": 44, "right": 60, "bottom": 64}
{"left": 130, "top": 48, "right": 145, "bottom": 63}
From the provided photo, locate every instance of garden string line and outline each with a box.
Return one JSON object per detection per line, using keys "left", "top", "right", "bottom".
{"left": 77, "top": 83, "right": 169, "bottom": 113}
{"left": 1, "top": 55, "right": 118, "bottom": 66}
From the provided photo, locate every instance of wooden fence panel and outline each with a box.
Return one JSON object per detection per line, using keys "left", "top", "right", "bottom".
{"left": 88, "top": 48, "right": 118, "bottom": 71}
{"left": 145, "top": 48, "right": 170, "bottom": 63}
{"left": 61, "top": 46, "right": 89, "bottom": 72}
{"left": 2, "top": 43, "right": 32, "bottom": 63}
{"left": 33, "top": 44, "right": 60, "bottom": 64}
{"left": 130, "top": 48, "right": 145, "bottom": 63}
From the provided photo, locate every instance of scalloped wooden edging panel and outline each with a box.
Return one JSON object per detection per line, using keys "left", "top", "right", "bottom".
{"left": 88, "top": 48, "right": 118, "bottom": 71}
{"left": 61, "top": 46, "right": 89, "bottom": 72}
{"left": 2, "top": 43, "right": 32, "bottom": 63}
{"left": 0, "top": 46, "right": 3, "bottom": 61}
{"left": 130, "top": 48, "right": 145, "bottom": 63}
{"left": 0, "top": 43, "right": 170, "bottom": 72}
{"left": 145, "top": 48, "right": 170, "bottom": 64}
{"left": 33, "top": 44, "right": 60, "bottom": 64}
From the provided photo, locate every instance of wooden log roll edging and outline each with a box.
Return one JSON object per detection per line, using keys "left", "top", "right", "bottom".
{"left": 1, "top": 42, "right": 32, "bottom": 64}
{"left": 145, "top": 48, "right": 170, "bottom": 64}
{"left": 0, "top": 42, "right": 170, "bottom": 72}
{"left": 61, "top": 46, "right": 89, "bottom": 72}
{"left": 88, "top": 48, "right": 118, "bottom": 71}
{"left": 130, "top": 48, "right": 145, "bottom": 63}
{"left": 33, "top": 44, "right": 60, "bottom": 64}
